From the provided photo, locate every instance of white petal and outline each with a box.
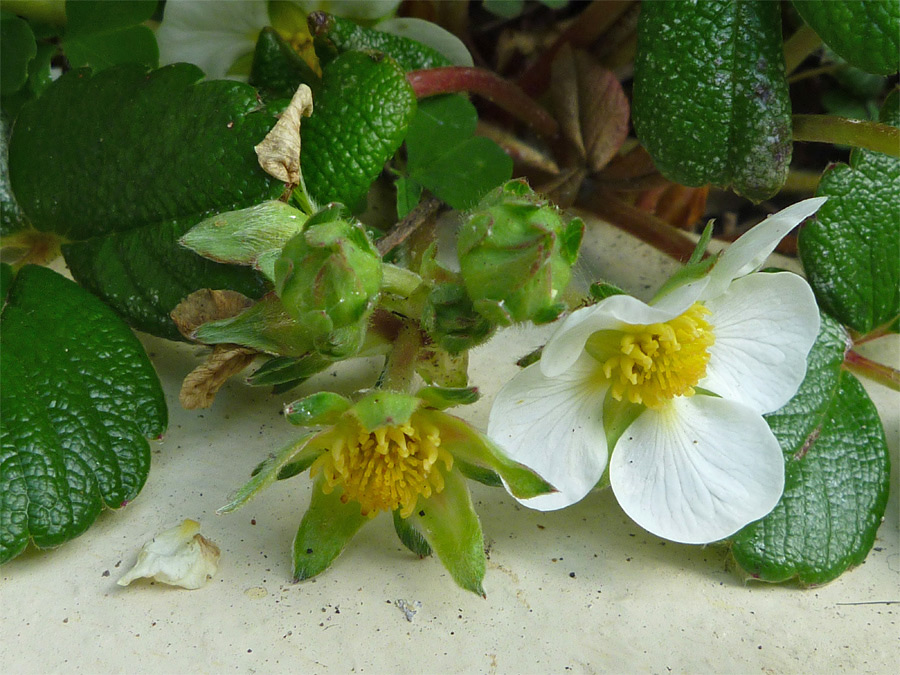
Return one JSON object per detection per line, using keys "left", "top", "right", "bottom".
{"left": 541, "top": 279, "right": 706, "bottom": 378}
{"left": 376, "top": 18, "right": 474, "bottom": 67}
{"left": 609, "top": 396, "right": 785, "bottom": 544}
{"left": 117, "top": 520, "right": 221, "bottom": 590}
{"left": 299, "top": 0, "right": 402, "bottom": 21}
{"left": 701, "top": 272, "right": 820, "bottom": 414}
{"left": 488, "top": 355, "right": 609, "bottom": 510}
{"left": 706, "top": 197, "right": 827, "bottom": 297}
{"left": 156, "top": 0, "right": 268, "bottom": 79}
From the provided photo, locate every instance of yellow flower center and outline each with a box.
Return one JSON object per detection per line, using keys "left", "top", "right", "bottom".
{"left": 585, "top": 302, "right": 715, "bottom": 409}
{"left": 311, "top": 417, "right": 453, "bottom": 518}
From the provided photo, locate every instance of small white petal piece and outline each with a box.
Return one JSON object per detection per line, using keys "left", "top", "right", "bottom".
{"left": 541, "top": 280, "right": 706, "bottom": 378}
{"left": 118, "top": 520, "right": 221, "bottom": 590}
{"left": 701, "top": 272, "right": 821, "bottom": 414}
{"left": 706, "top": 197, "right": 827, "bottom": 297}
{"left": 609, "top": 396, "right": 785, "bottom": 544}
{"left": 489, "top": 355, "right": 609, "bottom": 510}
{"left": 156, "top": 0, "right": 268, "bottom": 80}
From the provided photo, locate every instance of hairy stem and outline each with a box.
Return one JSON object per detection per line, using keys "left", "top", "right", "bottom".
{"left": 852, "top": 321, "right": 899, "bottom": 345}
{"left": 783, "top": 24, "right": 823, "bottom": 76}
{"left": 377, "top": 196, "right": 442, "bottom": 256}
{"left": 793, "top": 115, "right": 900, "bottom": 157}
{"left": 407, "top": 67, "right": 559, "bottom": 139}
{"left": 844, "top": 349, "right": 900, "bottom": 391}
{"left": 381, "top": 320, "right": 423, "bottom": 392}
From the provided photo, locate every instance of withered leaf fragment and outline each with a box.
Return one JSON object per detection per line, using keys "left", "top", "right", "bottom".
{"left": 170, "top": 289, "right": 254, "bottom": 339}
{"left": 180, "top": 344, "right": 258, "bottom": 410}
{"left": 255, "top": 83, "right": 314, "bottom": 184}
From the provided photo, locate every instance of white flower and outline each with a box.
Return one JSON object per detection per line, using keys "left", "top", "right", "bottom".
{"left": 487, "top": 198, "right": 827, "bottom": 544}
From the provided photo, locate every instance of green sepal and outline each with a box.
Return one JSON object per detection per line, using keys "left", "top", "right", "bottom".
{"left": 381, "top": 263, "right": 423, "bottom": 298}
{"left": 249, "top": 27, "right": 321, "bottom": 103}
{"left": 799, "top": 90, "right": 899, "bottom": 335}
{"left": 179, "top": 201, "right": 308, "bottom": 279}
{"left": 292, "top": 474, "right": 369, "bottom": 582}
{"left": 633, "top": 0, "right": 792, "bottom": 201}
{"left": 422, "top": 282, "right": 497, "bottom": 354}
{"left": 653, "top": 221, "right": 718, "bottom": 302}
{"left": 284, "top": 391, "right": 352, "bottom": 427}
{"left": 416, "top": 385, "right": 480, "bottom": 410}
{"left": 406, "top": 466, "right": 485, "bottom": 595}
{"left": 392, "top": 509, "right": 432, "bottom": 558}
{"left": 309, "top": 12, "right": 452, "bottom": 71}
{"left": 218, "top": 432, "right": 320, "bottom": 514}
{"left": 247, "top": 353, "right": 333, "bottom": 387}
{"left": 193, "top": 294, "right": 314, "bottom": 357}
{"left": 589, "top": 281, "right": 627, "bottom": 302}
{"left": 351, "top": 390, "right": 421, "bottom": 431}
{"left": 417, "top": 409, "right": 554, "bottom": 500}
{"left": 515, "top": 346, "right": 543, "bottom": 369}
{"left": 456, "top": 460, "right": 502, "bottom": 488}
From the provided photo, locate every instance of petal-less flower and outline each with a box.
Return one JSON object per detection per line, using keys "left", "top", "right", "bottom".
{"left": 220, "top": 388, "right": 552, "bottom": 594}
{"left": 487, "top": 198, "right": 827, "bottom": 544}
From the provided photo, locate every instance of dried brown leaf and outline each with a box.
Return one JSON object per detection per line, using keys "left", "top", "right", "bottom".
{"left": 170, "top": 289, "right": 254, "bottom": 339}
{"left": 254, "top": 84, "right": 314, "bottom": 184}
{"left": 180, "top": 345, "right": 257, "bottom": 410}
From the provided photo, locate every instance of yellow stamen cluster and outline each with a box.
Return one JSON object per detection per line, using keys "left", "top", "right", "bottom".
{"left": 311, "top": 418, "right": 453, "bottom": 518}
{"left": 591, "top": 302, "right": 715, "bottom": 409}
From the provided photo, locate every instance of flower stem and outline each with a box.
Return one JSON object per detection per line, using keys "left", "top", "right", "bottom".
{"left": 844, "top": 349, "right": 900, "bottom": 391}
{"left": 377, "top": 196, "right": 442, "bottom": 256}
{"left": 852, "top": 322, "right": 898, "bottom": 345}
{"left": 406, "top": 67, "right": 559, "bottom": 139}
{"left": 792, "top": 115, "right": 900, "bottom": 157}
{"left": 783, "top": 24, "right": 823, "bottom": 76}
{"left": 380, "top": 320, "right": 423, "bottom": 392}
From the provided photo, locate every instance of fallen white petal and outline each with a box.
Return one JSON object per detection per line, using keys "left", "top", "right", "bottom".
{"left": 706, "top": 197, "right": 827, "bottom": 297}
{"left": 156, "top": 0, "right": 268, "bottom": 80}
{"left": 701, "top": 271, "right": 820, "bottom": 415}
{"left": 118, "top": 520, "right": 221, "bottom": 590}
{"left": 609, "top": 396, "right": 785, "bottom": 544}
{"left": 488, "top": 354, "right": 609, "bottom": 510}
{"left": 541, "top": 279, "right": 706, "bottom": 378}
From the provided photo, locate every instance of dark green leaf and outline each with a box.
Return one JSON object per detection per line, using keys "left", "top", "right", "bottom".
{"left": 292, "top": 475, "right": 369, "bottom": 581}
{"left": 8, "top": 64, "right": 284, "bottom": 337}
{"left": 633, "top": 0, "right": 792, "bottom": 201}
{"left": 731, "top": 315, "right": 890, "bottom": 585}
{"left": 301, "top": 51, "right": 417, "bottom": 210}
{"left": 62, "top": 0, "right": 158, "bottom": 70}
{"left": 394, "top": 175, "right": 422, "bottom": 219}
{"left": 249, "top": 27, "right": 321, "bottom": 103}
{"left": 792, "top": 0, "right": 899, "bottom": 76}
{"left": 0, "top": 12, "right": 37, "bottom": 95}
{"left": 310, "top": 12, "right": 452, "bottom": 71}
{"left": 0, "top": 265, "right": 167, "bottom": 563}
{"left": 405, "top": 94, "right": 513, "bottom": 210}
{"left": 799, "top": 90, "right": 899, "bottom": 335}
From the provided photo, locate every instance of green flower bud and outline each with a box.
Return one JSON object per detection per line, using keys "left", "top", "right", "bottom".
{"left": 422, "top": 282, "right": 496, "bottom": 354}
{"left": 457, "top": 179, "right": 584, "bottom": 326}
{"left": 274, "top": 207, "right": 383, "bottom": 358}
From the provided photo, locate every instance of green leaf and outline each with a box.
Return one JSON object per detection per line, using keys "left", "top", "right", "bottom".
{"left": 406, "top": 467, "right": 485, "bottom": 595}
{"left": 394, "top": 175, "right": 422, "bottom": 219}
{"left": 731, "top": 315, "right": 891, "bottom": 585}
{"left": 218, "top": 432, "right": 319, "bottom": 514}
{"left": 7, "top": 64, "right": 284, "bottom": 337}
{"left": 799, "top": 91, "right": 899, "bottom": 335}
{"left": 0, "top": 12, "right": 37, "bottom": 95}
{"left": 0, "top": 265, "right": 167, "bottom": 563}
{"left": 292, "top": 475, "right": 369, "bottom": 581}
{"left": 632, "top": 0, "right": 792, "bottom": 201}
{"left": 404, "top": 94, "right": 513, "bottom": 210}
{"left": 392, "top": 509, "right": 432, "bottom": 558}
{"left": 310, "top": 12, "right": 452, "bottom": 72}
{"left": 792, "top": 0, "right": 899, "bottom": 76}
{"left": 301, "top": 50, "right": 417, "bottom": 210}
{"left": 62, "top": 0, "right": 158, "bottom": 70}
{"left": 249, "top": 27, "right": 321, "bottom": 103}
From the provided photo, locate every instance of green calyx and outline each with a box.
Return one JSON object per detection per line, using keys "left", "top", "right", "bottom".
{"left": 458, "top": 179, "right": 584, "bottom": 326}
{"left": 274, "top": 209, "right": 383, "bottom": 358}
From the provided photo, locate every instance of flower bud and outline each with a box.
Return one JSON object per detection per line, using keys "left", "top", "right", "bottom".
{"left": 422, "top": 282, "right": 496, "bottom": 354}
{"left": 274, "top": 207, "right": 382, "bottom": 357}
{"left": 457, "top": 179, "right": 583, "bottom": 326}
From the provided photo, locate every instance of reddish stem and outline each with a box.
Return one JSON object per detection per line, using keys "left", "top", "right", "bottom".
{"left": 844, "top": 349, "right": 900, "bottom": 391}
{"left": 852, "top": 322, "right": 897, "bottom": 345}
{"left": 407, "top": 67, "right": 559, "bottom": 139}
